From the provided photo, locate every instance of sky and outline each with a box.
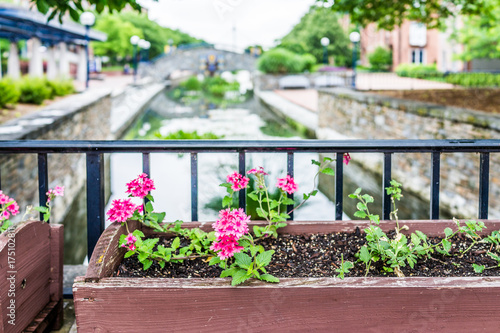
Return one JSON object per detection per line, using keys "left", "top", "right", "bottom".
{"left": 138, "top": 0, "right": 317, "bottom": 51}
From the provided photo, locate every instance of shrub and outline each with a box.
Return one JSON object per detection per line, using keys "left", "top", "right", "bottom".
{"left": 202, "top": 76, "right": 239, "bottom": 98}
{"left": 18, "top": 77, "right": 51, "bottom": 105}
{"left": 395, "top": 63, "right": 441, "bottom": 79}
{"left": 47, "top": 79, "right": 75, "bottom": 97}
{"left": 444, "top": 73, "right": 500, "bottom": 87}
{"left": 180, "top": 76, "right": 202, "bottom": 91}
{"left": 0, "top": 78, "right": 20, "bottom": 108}
{"left": 368, "top": 46, "right": 392, "bottom": 71}
{"left": 300, "top": 53, "right": 317, "bottom": 72}
{"left": 257, "top": 48, "right": 305, "bottom": 74}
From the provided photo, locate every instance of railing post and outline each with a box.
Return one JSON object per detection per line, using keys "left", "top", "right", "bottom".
{"left": 238, "top": 151, "right": 246, "bottom": 212}
{"left": 191, "top": 153, "right": 198, "bottom": 221}
{"left": 287, "top": 152, "right": 294, "bottom": 220}
{"left": 382, "top": 153, "right": 392, "bottom": 220}
{"left": 335, "top": 153, "right": 343, "bottom": 220}
{"left": 38, "top": 153, "right": 49, "bottom": 222}
{"left": 142, "top": 153, "right": 150, "bottom": 176}
{"left": 86, "top": 152, "right": 105, "bottom": 259}
{"left": 479, "top": 152, "right": 490, "bottom": 219}
{"left": 430, "top": 152, "right": 440, "bottom": 220}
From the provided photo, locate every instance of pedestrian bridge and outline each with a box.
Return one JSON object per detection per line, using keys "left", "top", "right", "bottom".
{"left": 140, "top": 45, "right": 258, "bottom": 80}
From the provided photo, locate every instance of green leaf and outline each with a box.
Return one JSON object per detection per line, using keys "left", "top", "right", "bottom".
{"left": 209, "top": 256, "right": 221, "bottom": 266}
{"left": 356, "top": 202, "right": 367, "bottom": 211}
{"left": 151, "top": 212, "right": 166, "bottom": 223}
{"left": 172, "top": 237, "right": 180, "bottom": 250}
{"left": 222, "top": 196, "right": 233, "bottom": 208}
{"left": 253, "top": 226, "right": 263, "bottom": 237}
{"left": 415, "top": 230, "right": 427, "bottom": 241}
{"left": 256, "top": 250, "right": 274, "bottom": 267}
{"left": 361, "top": 194, "right": 374, "bottom": 203}
{"left": 34, "top": 206, "right": 49, "bottom": 213}
{"left": 159, "top": 261, "right": 165, "bottom": 269}
{"left": 311, "top": 159, "right": 321, "bottom": 166}
{"left": 359, "top": 246, "right": 371, "bottom": 263}
{"left": 282, "top": 197, "right": 295, "bottom": 205}
{"left": 220, "top": 267, "right": 238, "bottom": 278}
{"left": 441, "top": 239, "right": 452, "bottom": 253}
{"left": 353, "top": 211, "right": 367, "bottom": 219}
{"left": 124, "top": 250, "right": 135, "bottom": 258}
{"left": 233, "top": 252, "right": 252, "bottom": 269}
{"left": 256, "top": 208, "right": 268, "bottom": 218}
{"left": 488, "top": 252, "right": 500, "bottom": 262}
{"left": 260, "top": 274, "right": 279, "bottom": 283}
{"left": 321, "top": 167, "right": 335, "bottom": 176}
{"left": 444, "top": 227, "right": 453, "bottom": 238}
{"left": 138, "top": 253, "right": 148, "bottom": 262}
{"left": 145, "top": 194, "right": 154, "bottom": 202}
{"left": 472, "top": 264, "right": 485, "bottom": 273}
{"left": 276, "top": 222, "right": 287, "bottom": 229}
{"left": 142, "top": 259, "right": 153, "bottom": 270}
{"left": 231, "top": 269, "right": 251, "bottom": 286}
{"left": 411, "top": 233, "right": 421, "bottom": 246}
{"left": 248, "top": 193, "right": 258, "bottom": 201}
{"left": 145, "top": 201, "right": 154, "bottom": 214}
{"left": 36, "top": 0, "right": 50, "bottom": 14}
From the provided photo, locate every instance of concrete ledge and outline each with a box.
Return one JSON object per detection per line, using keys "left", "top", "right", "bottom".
{"left": 319, "top": 87, "right": 500, "bottom": 131}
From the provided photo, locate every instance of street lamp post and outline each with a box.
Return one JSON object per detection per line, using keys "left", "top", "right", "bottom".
{"left": 320, "top": 37, "right": 330, "bottom": 65}
{"left": 80, "top": 12, "right": 95, "bottom": 89}
{"left": 349, "top": 31, "right": 360, "bottom": 89}
{"left": 130, "top": 35, "right": 140, "bottom": 83}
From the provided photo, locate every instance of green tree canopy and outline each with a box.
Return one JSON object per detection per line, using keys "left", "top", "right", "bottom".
{"left": 456, "top": 0, "right": 500, "bottom": 60}
{"left": 318, "top": 0, "right": 487, "bottom": 30}
{"left": 277, "top": 6, "right": 351, "bottom": 67}
{"left": 92, "top": 12, "right": 203, "bottom": 63}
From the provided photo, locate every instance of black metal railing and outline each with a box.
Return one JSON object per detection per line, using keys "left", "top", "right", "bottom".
{"left": 0, "top": 139, "right": 498, "bottom": 259}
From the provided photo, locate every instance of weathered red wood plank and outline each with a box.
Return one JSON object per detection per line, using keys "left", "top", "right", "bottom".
{"left": 0, "top": 221, "right": 51, "bottom": 333}
{"left": 48, "top": 224, "right": 64, "bottom": 330}
{"left": 74, "top": 276, "right": 500, "bottom": 333}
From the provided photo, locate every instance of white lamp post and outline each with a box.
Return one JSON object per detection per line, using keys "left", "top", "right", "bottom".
{"left": 320, "top": 37, "right": 330, "bottom": 65}
{"left": 80, "top": 12, "right": 95, "bottom": 89}
{"left": 130, "top": 35, "right": 140, "bottom": 83}
{"left": 349, "top": 31, "right": 361, "bottom": 89}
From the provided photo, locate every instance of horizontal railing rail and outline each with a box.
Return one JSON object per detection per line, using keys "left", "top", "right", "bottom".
{"left": 0, "top": 139, "right": 497, "bottom": 260}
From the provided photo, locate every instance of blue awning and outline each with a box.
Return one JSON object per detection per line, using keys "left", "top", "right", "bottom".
{"left": 0, "top": 4, "right": 106, "bottom": 44}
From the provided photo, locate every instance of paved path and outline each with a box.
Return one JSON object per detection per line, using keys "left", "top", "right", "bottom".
{"left": 355, "top": 73, "right": 454, "bottom": 90}
{"left": 274, "top": 89, "right": 318, "bottom": 112}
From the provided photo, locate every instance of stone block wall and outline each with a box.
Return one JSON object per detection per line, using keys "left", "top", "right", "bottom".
{"left": 0, "top": 89, "right": 112, "bottom": 224}
{"left": 317, "top": 88, "right": 500, "bottom": 219}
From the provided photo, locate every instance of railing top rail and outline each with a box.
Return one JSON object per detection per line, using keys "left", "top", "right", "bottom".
{"left": 1, "top": 139, "right": 500, "bottom": 154}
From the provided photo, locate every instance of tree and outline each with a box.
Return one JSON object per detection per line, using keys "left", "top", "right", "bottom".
{"left": 31, "top": 0, "right": 143, "bottom": 22}
{"left": 456, "top": 0, "right": 500, "bottom": 60}
{"left": 368, "top": 47, "right": 392, "bottom": 71}
{"left": 92, "top": 13, "right": 203, "bottom": 63}
{"left": 278, "top": 6, "right": 351, "bottom": 67}
{"left": 317, "top": 0, "right": 487, "bottom": 30}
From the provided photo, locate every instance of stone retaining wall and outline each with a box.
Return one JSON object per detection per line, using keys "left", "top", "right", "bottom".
{"left": 0, "top": 89, "right": 112, "bottom": 224}
{"left": 317, "top": 88, "right": 500, "bottom": 219}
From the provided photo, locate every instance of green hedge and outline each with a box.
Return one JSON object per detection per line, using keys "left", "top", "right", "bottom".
{"left": 0, "top": 78, "right": 21, "bottom": 108}
{"left": 395, "top": 63, "right": 441, "bottom": 78}
{"left": 368, "top": 47, "right": 392, "bottom": 71}
{"left": 47, "top": 79, "right": 76, "bottom": 97}
{"left": 179, "top": 76, "right": 202, "bottom": 91}
{"left": 257, "top": 48, "right": 316, "bottom": 74}
{"left": 444, "top": 73, "right": 500, "bottom": 87}
{"left": 18, "top": 77, "right": 52, "bottom": 104}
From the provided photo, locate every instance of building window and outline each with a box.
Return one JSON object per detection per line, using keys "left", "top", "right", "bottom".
{"left": 411, "top": 48, "right": 425, "bottom": 64}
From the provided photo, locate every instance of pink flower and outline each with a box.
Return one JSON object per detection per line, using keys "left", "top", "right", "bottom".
{"left": 121, "top": 243, "right": 137, "bottom": 251}
{"left": 7, "top": 202, "right": 19, "bottom": 215}
{"left": 0, "top": 191, "right": 9, "bottom": 205}
{"left": 107, "top": 199, "right": 142, "bottom": 223}
{"left": 2, "top": 211, "right": 10, "bottom": 219}
{"left": 343, "top": 153, "right": 351, "bottom": 166}
{"left": 276, "top": 175, "right": 298, "bottom": 194}
{"left": 211, "top": 208, "right": 250, "bottom": 260}
{"left": 125, "top": 233, "right": 137, "bottom": 245}
{"left": 226, "top": 172, "right": 249, "bottom": 191}
{"left": 247, "top": 167, "right": 268, "bottom": 176}
{"left": 47, "top": 186, "right": 65, "bottom": 203}
{"left": 126, "top": 173, "right": 156, "bottom": 199}
{"left": 0, "top": 191, "right": 19, "bottom": 220}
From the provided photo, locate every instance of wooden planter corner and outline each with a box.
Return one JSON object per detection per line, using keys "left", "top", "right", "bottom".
{"left": 74, "top": 220, "right": 500, "bottom": 332}
{"left": 0, "top": 220, "right": 64, "bottom": 333}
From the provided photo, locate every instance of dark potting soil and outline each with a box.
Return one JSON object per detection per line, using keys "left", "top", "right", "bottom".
{"left": 113, "top": 230, "right": 500, "bottom": 279}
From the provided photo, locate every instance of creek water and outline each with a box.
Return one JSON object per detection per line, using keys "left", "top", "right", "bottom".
{"left": 62, "top": 76, "right": 446, "bottom": 264}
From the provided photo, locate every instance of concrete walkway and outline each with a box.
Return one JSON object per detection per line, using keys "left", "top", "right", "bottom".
{"left": 274, "top": 89, "right": 318, "bottom": 112}
{"left": 356, "top": 72, "right": 454, "bottom": 90}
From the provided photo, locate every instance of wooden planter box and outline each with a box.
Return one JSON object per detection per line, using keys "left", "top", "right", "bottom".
{"left": 74, "top": 220, "right": 500, "bottom": 332}
{"left": 0, "top": 220, "right": 63, "bottom": 333}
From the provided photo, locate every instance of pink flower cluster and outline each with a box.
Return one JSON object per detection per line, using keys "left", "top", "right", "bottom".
{"left": 210, "top": 208, "right": 250, "bottom": 260}
{"left": 276, "top": 175, "right": 298, "bottom": 194}
{"left": 247, "top": 167, "right": 268, "bottom": 176}
{"left": 107, "top": 199, "right": 143, "bottom": 223}
{"left": 0, "top": 191, "right": 19, "bottom": 220}
{"left": 121, "top": 233, "right": 137, "bottom": 251}
{"left": 126, "top": 173, "right": 156, "bottom": 199}
{"left": 47, "top": 186, "right": 65, "bottom": 203}
{"left": 227, "top": 172, "right": 249, "bottom": 191}
{"left": 343, "top": 153, "right": 351, "bottom": 166}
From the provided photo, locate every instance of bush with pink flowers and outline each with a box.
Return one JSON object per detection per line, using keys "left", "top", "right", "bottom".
{"left": 111, "top": 156, "right": 345, "bottom": 285}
